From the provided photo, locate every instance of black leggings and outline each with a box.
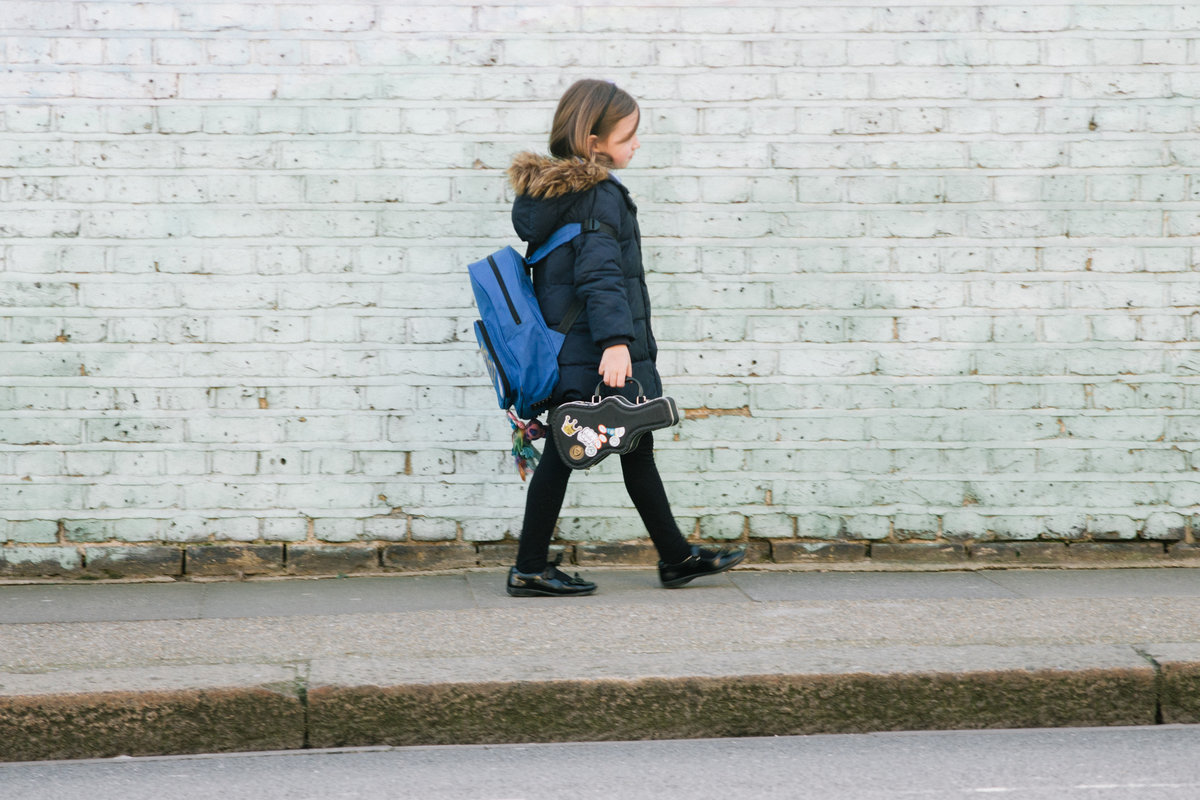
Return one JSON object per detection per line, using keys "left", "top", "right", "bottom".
{"left": 515, "top": 431, "right": 693, "bottom": 573}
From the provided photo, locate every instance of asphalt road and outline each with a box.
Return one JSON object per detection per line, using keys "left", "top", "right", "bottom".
{"left": 3, "top": 725, "right": 1199, "bottom": 800}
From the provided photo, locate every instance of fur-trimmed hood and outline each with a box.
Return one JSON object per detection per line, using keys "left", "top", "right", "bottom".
{"left": 509, "top": 151, "right": 624, "bottom": 249}
{"left": 507, "top": 152, "right": 609, "bottom": 199}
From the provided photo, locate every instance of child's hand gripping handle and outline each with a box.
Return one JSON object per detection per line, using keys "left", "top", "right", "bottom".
{"left": 598, "top": 344, "right": 633, "bottom": 388}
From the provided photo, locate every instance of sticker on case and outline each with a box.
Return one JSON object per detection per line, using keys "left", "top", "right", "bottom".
{"left": 560, "top": 415, "right": 607, "bottom": 458}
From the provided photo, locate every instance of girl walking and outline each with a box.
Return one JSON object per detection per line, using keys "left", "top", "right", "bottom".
{"left": 504, "top": 79, "right": 746, "bottom": 597}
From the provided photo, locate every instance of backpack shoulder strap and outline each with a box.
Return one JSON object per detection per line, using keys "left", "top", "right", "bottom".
{"left": 556, "top": 298, "right": 585, "bottom": 335}
{"left": 526, "top": 218, "right": 619, "bottom": 264}
{"left": 527, "top": 218, "right": 620, "bottom": 335}
{"left": 580, "top": 218, "right": 619, "bottom": 239}
{"left": 527, "top": 223, "right": 581, "bottom": 265}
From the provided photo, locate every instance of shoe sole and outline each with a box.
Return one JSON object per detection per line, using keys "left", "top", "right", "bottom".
{"left": 660, "top": 551, "right": 747, "bottom": 589}
{"left": 506, "top": 586, "right": 597, "bottom": 598}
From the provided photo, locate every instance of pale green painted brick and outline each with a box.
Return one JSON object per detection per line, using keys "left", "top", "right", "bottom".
{"left": 987, "top": 449, "right": 1038, "bottom": 474}
{"left": 262, "top": 517, "right": 310, "bottom": 542}
{"left": 64, "top": 519, "right": 112, "bottom": 543}
{"left": 995, "top": 383, "right": 1040, "bottom": 409}
{"left": 113, "top": 518, "right": 161, "bottom": 542}
{"left": 1039, "top": 449, "right": 1089, "bottom": 472}
{"left": 209, "top": 517, "right": 260, "bottom": 542}
{"left": 10, "top": 520, "right": 58, "bottom": 543}
{"left": 1144, "top": 247, "right": 1189, "bottom": 271}
{"left": 163, "top": 516, "right": 209, "bottom": 543}
{"left": 1137, "top": 384, "right": 1185, "bottom": 408}
{"left": 893, "top": 514, "right": 938, "bottom": 540}
{"left": 363, "top": 517, "right": 408, "bottom": 541}
{"left": 1143, "top": 511, "right": 1186, "bottom": 540}
{"left": 747, "top": 513, "right": 793, "bottom": 539}
{"left": 943, "top": 511, "right": 988, "bottom": 540}
{"left": 462, "top": 518, "right": 513, "bottom": 543}
{"left": 1092, "top": 382, "right": 1139, "bottom": 409}
{"left": 940, "top": 383, "right": 992, "bottom": 410}
{"left": 796, "top": 515, "right": 844, "bottom": 542}
{"left": 941, "top": 317, "right": 991, "bottom": 341}
{"left": 707, "top": 448, "right": 747, "bottom": 472}
{"left": 408, "top": 450, "right": 453, "bottom": 474}
{"left": 315, "top": 518, "right": 365, "bottom": 542}
{"left": 1042, "top": 384, "right": 1087, "bottom": 409}
{"left": 1088, "top": 515, "right": 1138, "bottom": 540}
{"left": 410, "top": 517, "right": 458, "bottom": 542}
{"left": 1045, "top": 513, "right": 1089, "bottom": 539}
{"left": 1088, "top": 448, "right": 1139, "bottom": 473}
{"left": 1092, "top": 315, "right": 1138, "bottom": 341}
{"left": 844, "top": 515, "right": 890, "bottom": 540}
{"left": 699, "top": 513, "right": 745, "bottom": 541}
{"left": 986, "top": 516, "right": 1042, "bottom": 541}
{"left": 656, "top": 449, "right": 710, "bottom": 473}
{"left": 560, "top": 516, "right": 647, "bottom": 543}
{"left": 1138, "top": 449, "right": 1188, "bottom": 472}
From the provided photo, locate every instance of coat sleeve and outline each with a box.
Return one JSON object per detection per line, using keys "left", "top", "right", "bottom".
{"left": 573, "top": 182, "right": 634, "bottom": 349}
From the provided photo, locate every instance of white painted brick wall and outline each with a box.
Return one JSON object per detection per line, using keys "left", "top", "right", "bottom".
{"left": 2, "top": 0, "right": 1199, "bottom": 560}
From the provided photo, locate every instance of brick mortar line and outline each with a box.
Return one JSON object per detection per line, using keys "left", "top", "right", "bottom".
{"left": 9, "top": 62, "right": 1200, "bottom": 71}
{"left": 6, "top": 101, "right": 1197, "bottom": 114}
{"left": 2, "top": 376, "right": 1198, "bottom": 385}
{"left": 1, "top": 440, "right": 1199, "bottom": 451}
{"left": 5, "top": 342, "right": 1200, "bottom": 352}
{"left": 4, "top": 170, "right": 1195, "bottom": 180}
{"left": 94, "top": 0, "right": 1196, "bottom": 7}
{"left": 5, "top": 405, "right": 1200, "bottom": 415}
{"left": 2, "top": 234, "right": 1196, "bottom": 245}
{"left": 4, "top": 307, "right": 1197, "bottom": 317}
{"left": 4, "top": 271, "right": 1198, "bottom": 280}
{"left": 8, "top": 200, "right": 1200, "bottom": 209}
{"left": 11, "top": 25, "right": 1199, "bottom": 39}
{"left": 6, "top": 29, "right": 1198, "bottom": 41}
{"left": 10, "top": 25, "right": 1199, "bottom": 37}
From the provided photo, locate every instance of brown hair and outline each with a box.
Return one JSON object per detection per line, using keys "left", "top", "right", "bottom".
{"left": 548, "top": 79, "right": 638, "bottom": 166}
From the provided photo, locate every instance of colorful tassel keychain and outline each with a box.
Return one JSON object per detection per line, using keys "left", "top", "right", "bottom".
{"left": 507, "top": 410, "right": 546, "bottom": 481}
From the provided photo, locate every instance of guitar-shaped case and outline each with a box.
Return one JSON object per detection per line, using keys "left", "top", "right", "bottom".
{"left": 549, "top": 380, "right": 680, "bottom": 470}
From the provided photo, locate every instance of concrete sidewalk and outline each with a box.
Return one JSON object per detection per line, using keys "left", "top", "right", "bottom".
{"left": 2, "top": 565, "right": 1199, "bottom": 762}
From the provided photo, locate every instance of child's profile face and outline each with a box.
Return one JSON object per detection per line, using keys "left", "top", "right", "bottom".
{"left": 592, "top": 111, "right": 640, "bottom": 169}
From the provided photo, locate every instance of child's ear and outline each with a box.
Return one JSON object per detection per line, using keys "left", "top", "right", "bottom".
{"left": 586, "top": 133, "right": 599, "bottom": 154}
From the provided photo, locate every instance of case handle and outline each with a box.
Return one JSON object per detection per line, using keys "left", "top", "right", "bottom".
{"left": 592, "top": 378, "right": 646, "bottom": 404}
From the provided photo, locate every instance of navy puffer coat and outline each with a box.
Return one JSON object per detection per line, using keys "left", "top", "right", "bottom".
{"left": 508, "top": 152, "right": 662, "bottom": 407}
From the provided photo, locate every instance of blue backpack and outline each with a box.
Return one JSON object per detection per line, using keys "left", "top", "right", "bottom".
{"left": 469, "top": 219, "right": 615, "bottom": 420}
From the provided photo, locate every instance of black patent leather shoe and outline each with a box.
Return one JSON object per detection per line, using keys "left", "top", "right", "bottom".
{"left": 658, "top": 544, "right": 747, "bottom": 589}
{"left": 506, "top": 555, "right": 597, "bottom": 597}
